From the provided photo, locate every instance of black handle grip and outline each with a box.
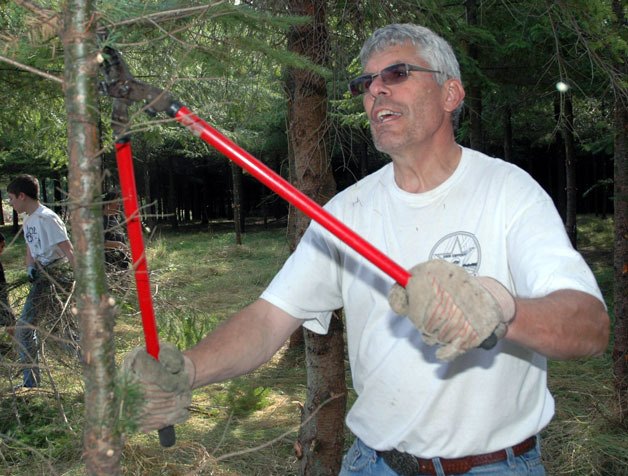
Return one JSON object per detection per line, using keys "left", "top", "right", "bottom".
{"left": 159, "top": 425, "right": 176, "bottom": 447}
{"left": 479, "top": 332, "right": 498, "bottom": 350}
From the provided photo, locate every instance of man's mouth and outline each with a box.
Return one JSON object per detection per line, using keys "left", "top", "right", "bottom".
{"left": 374, "top": 109, "right": 401, "bottom": 123}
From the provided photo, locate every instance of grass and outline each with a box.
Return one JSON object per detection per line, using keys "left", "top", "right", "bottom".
{"left": 0, "top": 214, "right": 625, "bottom": 475}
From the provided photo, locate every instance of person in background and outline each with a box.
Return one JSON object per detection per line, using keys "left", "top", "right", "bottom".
{"left": 0, "top": 232, "right": 15, "bottom": 331}
{"left": 7, "top": 174, "right": 74, "bottom": 389}
{"left": 122, "top": 24, "right": 609, "bottom": 475}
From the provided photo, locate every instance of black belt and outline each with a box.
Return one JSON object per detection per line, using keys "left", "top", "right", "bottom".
{"left": 378, "top": 436, "right": 537, "bottom": 476}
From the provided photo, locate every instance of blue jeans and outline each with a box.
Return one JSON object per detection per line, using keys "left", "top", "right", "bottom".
{"left": 339, "top": 437, "right": 545, "bottom": 476}
{"left": 16, "top": 277, "right": 52, "bottom": 387}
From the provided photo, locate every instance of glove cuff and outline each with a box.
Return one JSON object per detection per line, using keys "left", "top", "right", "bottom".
{"left": 183, "top": 355, "right": 196, "bottom": 389}
{"left": 477, "top": 277, "right": 516, "bottom": 324}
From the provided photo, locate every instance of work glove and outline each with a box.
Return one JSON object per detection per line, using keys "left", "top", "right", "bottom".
{"left": 388, "top": 260, "right": 516, "bottom": 361}
{"left": 27, "top": 265, "right": 38, "bottom": 282}
{"left": 121, "top": 342, "right": 195, "bottom": 433}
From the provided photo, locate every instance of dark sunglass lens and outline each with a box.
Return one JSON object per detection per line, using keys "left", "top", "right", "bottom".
{"left": 349, "top": 76, "right": 371, "bottom": 96}
{"left": 381, "top": 64, "right": 408, "bottom": 85}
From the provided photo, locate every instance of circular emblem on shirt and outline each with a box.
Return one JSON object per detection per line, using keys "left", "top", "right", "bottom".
{"left": 429, "top": 232, "right": 481, "bottom": 275}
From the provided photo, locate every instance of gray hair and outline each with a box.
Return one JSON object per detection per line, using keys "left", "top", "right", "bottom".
{"left": 360, "top": 24, "right": 464, "bottom": 124}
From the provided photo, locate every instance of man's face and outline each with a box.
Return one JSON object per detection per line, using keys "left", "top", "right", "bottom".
{"left": 362, "top": 43, "right": 448, "bottom": 157}
{"left": 7, "top": 192, "right": 25, "bottom": 214}
{"left": 0, "top": 241, "right": 5, "bottom": 255}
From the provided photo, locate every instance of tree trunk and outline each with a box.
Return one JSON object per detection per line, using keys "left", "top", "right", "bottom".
{"left": 167, "top": 157, "right": 178, "bottom": 229}
{"left": 611, "top": 0, "right": 627, "bottom": 423}
{"left": 62, "top": 1, "right": 122, "bottom": 474}
{"left": 0, "top": 190, "right": 4, "bottom": 226}
{"left": 143, "top": 166, "right": 155, "bottom": 231}
{"left": 40, "top": 177, "right": 48, "bottom": 203}
{"left": 553, "top": 96, "right": 567, "bottom": 221}
{"left": 12, "top": 209, "right": 19, "bottom": 234}
{"left": 285, "top": 1, "right": 346, "bottom": 474}
{"left": 54, "top": 175, "right": 64, "bottom": 216}
{"left": 503, "top": 104, "right": 513, "bottom": 163}
{"left": 299, "top": 315, "right": 346, "bottom": 475}
{"left": 231, "top": 162, "right": 243, "bottom": 245}
{"left": 561, "top": 92, "right": 577, "bottom": 247}
{"left": 466, "top": 0, "right": 483, "bottom": 152}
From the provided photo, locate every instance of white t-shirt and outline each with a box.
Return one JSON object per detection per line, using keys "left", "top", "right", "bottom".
{"left": 23, "top": 205, "right": 70, "bottom": 266}
{"left": 261, "top": 147, "right": 604, "bottom": 458}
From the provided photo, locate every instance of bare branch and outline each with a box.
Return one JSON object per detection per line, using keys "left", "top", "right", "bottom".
{"left": 0, "top": 54, "right": 63, "bottom": 84}
{"left": 211, "top": 393, "right": 344, "bottom": 464}
{"left": 103, "top": 2, "right": 228, "bottom": 30}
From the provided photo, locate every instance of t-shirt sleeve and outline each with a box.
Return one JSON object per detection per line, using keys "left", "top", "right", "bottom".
{"left": 505, "top": 171, "right": 604, "bottom": 305}
{"left": 42, "top": 214, "right": 70, "bottom": 247}
{"left": 261, "top": 221, "right": 344, "bottom": 335}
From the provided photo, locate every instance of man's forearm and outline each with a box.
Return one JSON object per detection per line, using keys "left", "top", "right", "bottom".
{"left": 184, "top": 299, "right": 302, "bottom": 389}
{"left": 505, "top": 289, "right": 609, "bottom": 359}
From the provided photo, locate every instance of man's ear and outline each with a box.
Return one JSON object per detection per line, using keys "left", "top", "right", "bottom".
{"left": 442, "top": 79, "right": 465, "bottom": 113}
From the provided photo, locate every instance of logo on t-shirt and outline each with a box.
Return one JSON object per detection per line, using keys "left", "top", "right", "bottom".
{"left": 25, "top": 225, "right": 42, "bottom": 252}
{"left": 429, "top": 231, "right": 480, "bottom": 275}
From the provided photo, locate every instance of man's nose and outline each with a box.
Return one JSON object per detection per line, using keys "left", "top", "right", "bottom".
{"left": 366, "top": 75, "right": 391, "bottom": 97}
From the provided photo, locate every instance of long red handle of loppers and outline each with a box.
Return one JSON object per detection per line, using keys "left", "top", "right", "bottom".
{"left": 115, "top": 141, "right": 160, "bottom": 356}
{"left": 172, "top": 105, "right": 412, "bottom": 288}
{"left": 115, "top": 140, "right": 176, "bottom": 447}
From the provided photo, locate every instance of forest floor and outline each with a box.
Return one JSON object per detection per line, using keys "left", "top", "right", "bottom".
{"left": 0, "top": 214, "right": 624, "bottom": 475}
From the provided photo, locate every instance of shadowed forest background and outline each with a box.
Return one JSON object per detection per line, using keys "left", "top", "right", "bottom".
{"left": 0, "top": 1, "right": 626, "bottom": 475}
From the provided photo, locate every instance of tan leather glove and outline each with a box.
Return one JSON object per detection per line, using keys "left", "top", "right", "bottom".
{"left": 121, "top": 342, "right": 195, "bottom": 432}
{"left": 389, "top": 260, "right": 516, "bottom": 361}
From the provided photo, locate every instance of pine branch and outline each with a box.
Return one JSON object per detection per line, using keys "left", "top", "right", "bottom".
{"left": 13, "top": 0, "right": 62, "bottom": 43}
{"left": 0, "top": 54, "right": 63, "bottom": 84}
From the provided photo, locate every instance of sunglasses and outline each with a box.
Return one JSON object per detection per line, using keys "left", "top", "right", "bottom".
{"left": 349, "top": 63, "right": 442, "bottom": 97}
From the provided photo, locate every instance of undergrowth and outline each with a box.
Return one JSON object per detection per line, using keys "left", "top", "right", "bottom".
{"left": 0, "top": 215, "right": 624, "bottom": 475}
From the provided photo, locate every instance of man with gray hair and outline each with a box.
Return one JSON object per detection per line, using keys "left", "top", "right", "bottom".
{"left": 123, "top": 24, "right": 608, "bottom": 475}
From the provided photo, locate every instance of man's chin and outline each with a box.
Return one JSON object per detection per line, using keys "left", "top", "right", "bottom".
{"left": 373, "top": 138, "right": 399, "bottom": 155}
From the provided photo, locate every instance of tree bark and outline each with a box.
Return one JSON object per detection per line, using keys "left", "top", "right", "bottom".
{"left": 503, "top": 105, "right": 513, "bottom": 163}
{"left": 167, "top": 157, "right": 178, "bottom": 229}
{"left": 561, "top": 92, "right": 578, "bottom": 247}
{"left": 299, "top": 315, "right": 347, "bottom": 475}
{"left": 231, "top": 162, "right": 244, "bottom": 244}
{"left": 12, "top": 209, "right": 19, "bottom": 234}
{"left": 285, "top": 1, "right": 346, "bottom": 474}
{"left": 143, "top": 166, "right": 155, "bottom": 231}
{"left": 466, "top": 0, "right": 483, "bottom": 152}
{"left": 611, "top": 0, "right": 627, "bottom": 423}
{"left": 62, "top": 1, "right": 122, "bottom": 474}
{"left": 53, "top": 175, "right": 64, "bottom": 216}
{"left": 552, "top": 96, "right": 567, "bottom": 221}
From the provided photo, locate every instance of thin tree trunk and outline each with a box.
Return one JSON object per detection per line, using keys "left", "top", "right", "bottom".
{"left": 299, "top": 315, "right": 346, "bottom": 475}
{"left": 12, "top": 209, "right": 19, "bottom": 234}
{"left": 285, "top": 1, "right": 346, "bottom": 474}
{"left": 611, "top": 0, "right": 627, "bottom": 425}
{"left": 231, "top": 162, "right": 243, "bottom": 245}
{"left": 54, "top": 175, "right": 63, "bottom": 216}
{"left": 62, "top": 1, "right": 122, "bottom": 474}
{"left": 0, "top": 190, "right": 4, "bottom": 226}
{"left": 553, "top": 96, "right": 567, "bottom": 221}
{"left": 466, "top": 0, "right": 483, "bottom": 152}
{"left": 168, "top": 157, "right": 178, "bottom": 229}
{"left": 561, "top": 92, "right": 577, "bottom": 247}
{"left": 40, "top": 177, "right": 48, "bottom": 203}
{"left": 503, "top": 105, "right": 513, "bottom": 163}
{"left": 143, "top": 167, "right": 155, "bottom": 231}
